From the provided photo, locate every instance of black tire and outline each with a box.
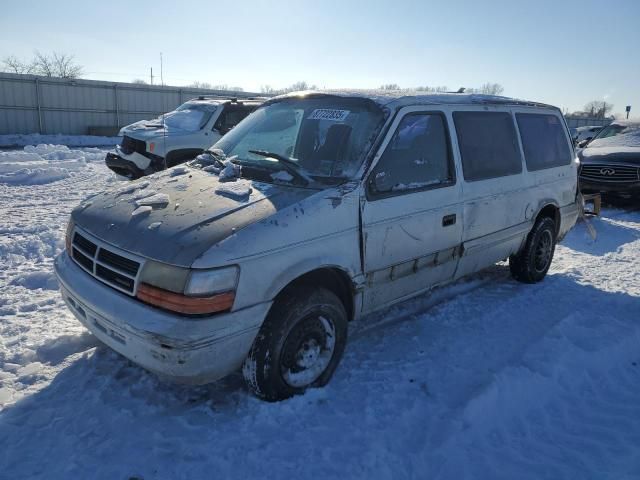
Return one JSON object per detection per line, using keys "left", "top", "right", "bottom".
{"left": 242, "top": 286, "right": 348, "bottom": 401}
{"left": 509, "top": 216, "right": 556, "bottom": 283}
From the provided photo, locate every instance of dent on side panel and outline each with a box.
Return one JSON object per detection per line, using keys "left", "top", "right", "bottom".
{"left": 197, "top": 188, "right": 363, "bottom": 312}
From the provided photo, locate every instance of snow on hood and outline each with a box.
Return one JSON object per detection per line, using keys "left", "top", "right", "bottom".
{"left": 580, "top": 124, "right": 640, "bottom": 163}
{"left": 71, "top": 165, "right": 315, "bottom": 266}
{"left": 579, "top": 146, "right": 640, "bottom": 164}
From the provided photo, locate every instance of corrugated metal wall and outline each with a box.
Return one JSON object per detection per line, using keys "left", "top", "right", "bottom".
{"left": 565, "top": 116, "right": 612, "bottom": 128}
{"left": 0, "top": 72, "right": 264, "bottom": 135}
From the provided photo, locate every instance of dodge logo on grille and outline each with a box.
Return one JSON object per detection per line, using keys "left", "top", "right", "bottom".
{"left": 600, "top": 168, "right": 616, "bottom": 176}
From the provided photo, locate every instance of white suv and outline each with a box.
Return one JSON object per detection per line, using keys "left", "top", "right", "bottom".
{"left": 56, "top": 91, "right": 579, "bottom": 401}
{"left": 105, "top": 97, "right": 263, "bottom": 178}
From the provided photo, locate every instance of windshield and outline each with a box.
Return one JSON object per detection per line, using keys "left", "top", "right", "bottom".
{"left": 161, "top": 102, "right": 218, "bottom": 132}
{"left": 210, "top": 96, "right": 385, "bottom": 182}
{"left": 588, "top": 123, "right": 640, "bottom": 148}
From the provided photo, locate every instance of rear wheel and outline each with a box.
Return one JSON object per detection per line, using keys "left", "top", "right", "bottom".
{"left": 509, "top": 216, "right": 556, "bottom": 283}
{"left": 242, "top": 286, "right": 348, "bottom": 401}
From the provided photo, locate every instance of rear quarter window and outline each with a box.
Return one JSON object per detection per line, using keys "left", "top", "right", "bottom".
{"left": 453, "top": 111, "right": 522, "bottom": 181}
{"left": 516, "top": 113, "right": 572, "bottom": 171}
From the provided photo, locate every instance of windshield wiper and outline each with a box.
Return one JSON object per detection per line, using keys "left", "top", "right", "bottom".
{"left": 195, "top": 149, "right": 228, "bottom": 168}
{"left": 248, "top": 150, "right": 313, "bottom": 186}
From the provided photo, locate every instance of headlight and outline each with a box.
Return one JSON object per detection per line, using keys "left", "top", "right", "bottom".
{"left": 65, "top": 218, "right": 74, "bottom": 254}
{"left": 185, "top": 267, "right": 239, "bottom": 296}
{"left": 136, "top": 263, "right": 238, "bottom": 315}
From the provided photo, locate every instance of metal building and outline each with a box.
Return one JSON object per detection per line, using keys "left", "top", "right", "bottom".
{"left": 0, "top": 72, "right": 262, "bottom": 136}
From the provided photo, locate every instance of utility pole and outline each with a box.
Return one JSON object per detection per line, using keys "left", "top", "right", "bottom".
{"left": 150, "top": 67, "right": 154, "bottom": 85}
{"left": 160, "top": 53, "right": 164, "bottom": 87}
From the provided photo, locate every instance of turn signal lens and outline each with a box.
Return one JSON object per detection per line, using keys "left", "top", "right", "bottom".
{"left": 137, "top": 283, "right": 235, "bottom": 315}
{"left": 65, "top": 219, "right": 74, "bottom": 254}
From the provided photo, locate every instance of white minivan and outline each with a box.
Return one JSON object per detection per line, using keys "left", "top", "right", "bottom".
{"left": 55, "top": 91, "right": 579, "bottom": 401}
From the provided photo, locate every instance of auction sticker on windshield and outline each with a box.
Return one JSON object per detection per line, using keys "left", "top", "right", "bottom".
{"left": 308, "top": 109, "right": 351, "bottom": 121}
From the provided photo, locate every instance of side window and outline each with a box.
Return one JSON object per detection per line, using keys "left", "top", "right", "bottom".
{"left": 214, "top": 106, "right": 253, "bottom": 134}
{"left": 370, "top": 113, "right": 453, "bottom": 195}
{"left": 516, "top": 113, "right": 572, "bottom": 171}
{"left": 453, "top": 111, "right": 522, "bottom": 181}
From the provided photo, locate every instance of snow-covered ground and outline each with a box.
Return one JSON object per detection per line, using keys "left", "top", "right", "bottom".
{"left": 1, "top": 145, "right": 640, "bottom": 479}
{"left": 0, "top": 133, "right": 120, "bottom": 148}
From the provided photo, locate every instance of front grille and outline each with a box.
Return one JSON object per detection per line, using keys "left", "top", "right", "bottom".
{"left": 120, "top": 135, "right": 147, "bottom": 155}
{"left": 580, "top": 164, "right": 640, "bottom": 183}
{"left": 70, "top": 229, "right": 142, "bottom": 295}
{"left": 73, "top": 232, "right": 97, "bottom": 256}
{"left": 96, "top": 264, "right": 135, "bottom": 291}
{"left": 97, "top": 249, "right": 139, "bottom": 276}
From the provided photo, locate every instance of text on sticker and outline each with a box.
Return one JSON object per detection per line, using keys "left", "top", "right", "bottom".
{"left": 308, "top": 109, "right": 351, "bottom": 121}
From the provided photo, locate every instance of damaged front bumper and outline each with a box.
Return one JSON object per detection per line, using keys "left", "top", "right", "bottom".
{"left": 104, "top": 147, "right": 165, "bottom": 179}
{"left": 54, "top": 252, "right": 270, "bottom": 384}
{"left": 105, "top": 152, "right": 147, "bottom": 179}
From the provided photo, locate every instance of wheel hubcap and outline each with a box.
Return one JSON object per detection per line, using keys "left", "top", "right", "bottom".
{"left": 534, "top": 230, "right": 553, "bottom": 272}
{"left": 280, "top": 315, "right": 336, "bottom": 388}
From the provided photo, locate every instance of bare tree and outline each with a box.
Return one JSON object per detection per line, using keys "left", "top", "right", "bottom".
{"left": 380, "top": 83, "right": 401, "bottom": 90}
{"left": 8, "top": 51, "right": 85, "bottom": 78}
{"left": 51, "top": 52, "right": 83, "bottom": 78}
{"left": 287, "top": 81, "right": 315, "bottom": 92}
{"left": 189, "top": 81, "right": 244, "bottom": 92}
{"left": 33, "top": 51, "right": 55, "bottom": 76}
{"left": 415, "top": 85, "right": 449, "bottom": 92}
{"left": 189, "top": 80, "right": 212, "bottom": 89}
{"left": 131, "top": 79, "right": 148, "bottom": 84}
{"left": 479, "top": 82, "right": 504, "bottom": 95}
{"left": 2, "top": 55, "right": 35, "bottom": 74}
{"left": 261, "top": 81, "right": 317, "bottom": 95}
{"left": 465, "top": 82, "right": 504, "bottom": 95}
{"left": 583, "top": 100, "right": 613, "bottom": 119}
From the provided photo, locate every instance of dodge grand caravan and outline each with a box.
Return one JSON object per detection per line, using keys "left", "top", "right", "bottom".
{"left": 105, "top": 97, "right": 263, "bottom": 179}
{"left": 55, "top": 91, "right": 580, "bottom": 401}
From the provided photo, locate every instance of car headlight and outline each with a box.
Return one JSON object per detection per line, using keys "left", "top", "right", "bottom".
{"left": 185, "top": 267, "right": 239, "bottom": 296}
{"left": 137, "top": 262, "right": 238, "bottom": 315}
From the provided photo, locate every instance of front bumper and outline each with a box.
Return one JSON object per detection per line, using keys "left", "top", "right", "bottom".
{"left": 579, "top": 177, "right": 640, "bottom": 196}
{"left": 105, "top": 152, "right": 146, "bottom": 179}
{"left": 104, "top": 149, "right": 165, "bottom": 179}
{"left": 54, "top": 251, "right": 270, "bottom": 384}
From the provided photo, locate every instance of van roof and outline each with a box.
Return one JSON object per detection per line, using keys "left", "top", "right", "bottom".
{"left": 271, "top": 89, "right": 558, "bottom": 110}
{"left": 188, "top": 96, "right": 267, "bottom": 105}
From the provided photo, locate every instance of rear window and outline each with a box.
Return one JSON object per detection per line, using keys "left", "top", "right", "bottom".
{"left": 516, "top": 113, "right": 572, "bottom": 171}
{"left": 453, "top": 111, "right": 522, "bottom": 181}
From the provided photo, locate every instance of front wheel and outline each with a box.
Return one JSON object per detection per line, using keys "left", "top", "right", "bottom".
{"left": 509, "top": 216, "right": 556, "bottom": 283}
{"left": 242, "top": 286, "right": 348, "bottom": 401}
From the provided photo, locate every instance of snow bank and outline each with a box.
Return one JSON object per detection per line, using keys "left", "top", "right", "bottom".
{"left": 0, "top": 145, "right": 108, "bottom": 185}
{"left": 0, "top": 134, "right": 120, "bottom": 148}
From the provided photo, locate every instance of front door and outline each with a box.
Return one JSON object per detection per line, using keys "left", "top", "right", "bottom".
{"left": 361, "top": 108, "right": 463, "bottom": 313}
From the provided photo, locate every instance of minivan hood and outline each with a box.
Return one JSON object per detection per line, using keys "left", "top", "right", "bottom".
{"left": 579, "top": 146, "right": 640, "bottom": 165}
{"left": 72, "top": 166, "right": 316, "bottom": 266}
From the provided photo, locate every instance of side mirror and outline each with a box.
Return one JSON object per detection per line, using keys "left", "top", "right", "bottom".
{"left": 214, "top": 125, "right": 231, "bottom": 136}
{"left": 577, "top": 139, "right": 589, "bottom": 148}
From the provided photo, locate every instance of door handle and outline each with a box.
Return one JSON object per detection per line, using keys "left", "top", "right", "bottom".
{"left": 442, "top": 214, "right": 456, "bottom": 227}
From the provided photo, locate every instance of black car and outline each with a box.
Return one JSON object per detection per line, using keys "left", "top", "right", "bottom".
{"left": 578, "top": 121, "right": 640, "bottom": 198}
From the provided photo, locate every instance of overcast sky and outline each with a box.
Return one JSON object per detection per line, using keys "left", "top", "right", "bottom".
{"left": 1, "top": 0, "right": 638, "bottom": 116}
